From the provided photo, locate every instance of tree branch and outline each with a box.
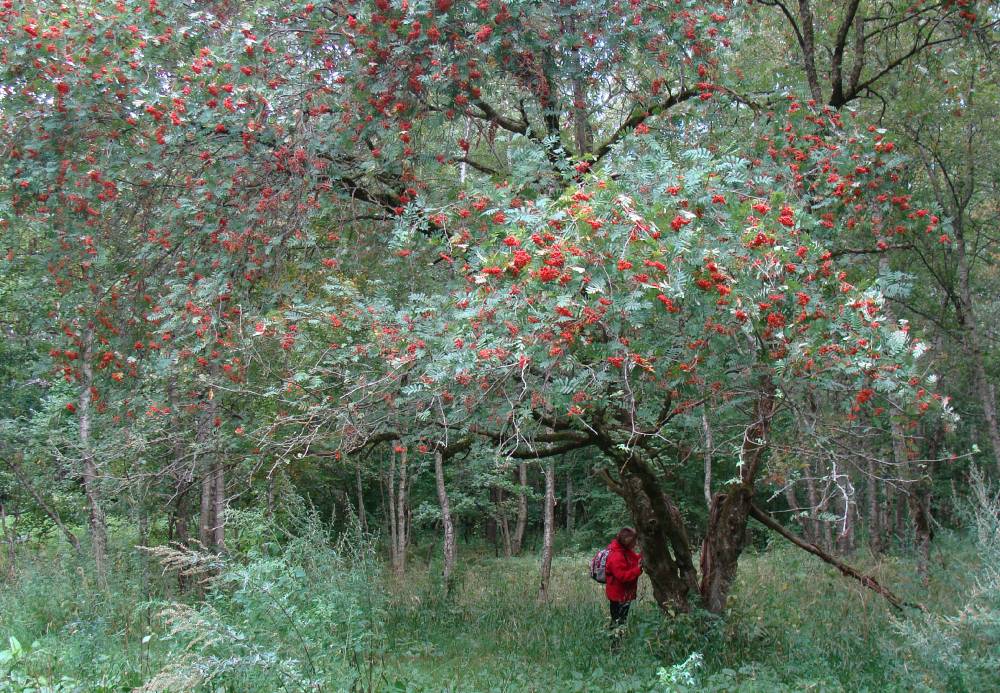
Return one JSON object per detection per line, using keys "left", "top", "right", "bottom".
{"left": 750, "top": 503, "right": 924, "bottom": 612}
{"left": 830, "top": 0, "right": 863, "bottom": 107}
{"left": 589, "top": 90, "right": 697, "bottom": 165}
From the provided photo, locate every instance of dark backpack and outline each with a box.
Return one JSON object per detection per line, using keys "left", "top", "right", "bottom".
{"left": 590, "top": 547, "right": 610, "bottom": 583}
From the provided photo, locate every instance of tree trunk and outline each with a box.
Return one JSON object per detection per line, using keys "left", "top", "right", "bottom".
{"left": 396, "top": 446, "right": 408, "bottom": 575}
{"left": 909, "top": 424, "right": 941, "bottom": 586}
{"left": 79, "top": 329, "right": 108, "bottom": 588}
{"left": 199, "top": 462, "right": 214, "bottom": 548}
{"left": 699, "top": 380, "right": 776, "bottom": 613}
{"left": 434, "top": 450, "right": 456, "bottom": 594}
{"left": 496, "top": 487, "right": 513, "bottom": 558}
{"left": 700, "top": 487, "right": 755, "bottom": 613}
{"left": 565, "top": 475, "right": 574, "bottom": 532}
{"left": 211, "top": 459, "right": 225, "bottom": 551}
{"left": 894, "top": 485, "right": 908, "bottom": 543}
{"left": 355, "top": 465, "right": 368, "bottom": 534}
{"left": 954, "top": 218, "right": 1000, "bottom": 477}
{"left": 538, "top": 462, "right": 556, "bottom": 601}
{"left": 197, "top": 392, "right": 223, "bottom": 552}
{"left": 608, "top": 454, "right": 699, "bottom": 612}
{"left": 386, "top": 448, "right": 398, "bottom": 569}
{"left": 486, "top": 487, "right": 499, "bottom": 548}
{"left": 512, "top": 463, "right": 528, "bottom": 555}
{"left": 834, "top": 466, "right": 855, "bottom": 554}
{"left": 784, "top": 483, "right": 803, "bottom": 536}
{"left": 866, "top": 457, "right": 884, "bottom": 555}
{"left": 1, "top": 501, "right": 15, "bottom": 579}
{"left": 387, "top": 445, "right": 408, "bottom": 577}
{"left": 166, "top": 375, "right": 193, "bottom": 557}
{"left": 702, "top": 407, "right": 714, "bottom": 510}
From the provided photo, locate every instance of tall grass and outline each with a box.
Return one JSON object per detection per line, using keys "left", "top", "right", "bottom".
{"left": 1, "top": 491, "right": 995, "bottom": 692}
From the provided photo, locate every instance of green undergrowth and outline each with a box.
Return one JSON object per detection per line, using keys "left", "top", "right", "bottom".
{"left": 1, "top": 502, "right": 996, "bottom": 692}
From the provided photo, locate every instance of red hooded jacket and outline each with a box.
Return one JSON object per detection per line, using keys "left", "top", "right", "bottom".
{"left": 604, "top": 539, "right": 642, "bottom": 602}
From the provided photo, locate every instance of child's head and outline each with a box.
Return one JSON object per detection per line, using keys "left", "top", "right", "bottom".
{"left": 615, "top": 526, "right": 637, "bottom": 548}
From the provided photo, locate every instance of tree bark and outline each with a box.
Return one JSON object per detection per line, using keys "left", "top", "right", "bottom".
{"left": 211, "top": 458, "right": 225, "bottom": 551}
{"left": 955, "top": 229, "right": 1000, "bottom": 476}
{"left": 866, "top": 457, "right": 885, "bottom": 555}
{"left": 196, "top": 392, "right": 223, "bottom": 552}
{"left": 355, "top": 465, "right": 368, "bottom": 534}
{"left": 910, "top": 423, "right": 941, "bottom": 586}
{"left": 496, "top": 487, "right": 512, "bottom": 558}
{"left": 1, "top": 501, "right": 15, "bottom": 579}
{"left": 512, "top": 462, "right": 528, "bottom": 555}
{"left": 79, "top": 328, "right": 108, "bottom": 587}
{"left": 784, "top": 483, "right": 805, "bottom": 537}
{"left": 486, "top": 486, "right": 499, "bottom": 548}
{"left": 166, "top": 375, "right": 193, "bottom": 556}
{"left": 396, "top": 445, "right": 408, "bottom": 575}
{"left": 387, "top": 445, "right": 408, "bottom": 577}
{"left": 434, "top": 450, "right": 456, "bottom": 594}
{"left": 796, "top": 0, "right": 824, "bottom": 102}
{"left": 699, "top": 380, "right": 776, "bottom": 613}
{"left": 386, "top": 448, "right": 397, "bottom": 568}
{"left": 538, "top": 462, "right": 556, "bottom": 602}
{"left": 565, "top": 475, "right": 574, "bottom": 532}
{"left": 199, "top": 460, "right": 214, "bottom": 548}
{"left": 607, "top": 454, "right": 699, "bottom": 612}
{"left": 702, "top": 407, "right": 714, "bottom": 510}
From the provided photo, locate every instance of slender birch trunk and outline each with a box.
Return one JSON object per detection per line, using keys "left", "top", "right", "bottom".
{"left": 538, "top": 462, "right": 555, "bottom": 602}
{"left": 565, "top": 475, "right": 574, "bottom": 532}
{"left": 79, "top": 328, "right": 108, "bottom": 587}
{"left": 434, "top": 450, "right": 456, "bottom": 594}
{"left": 1, "top": 502, "right": 15, "bottom": 579}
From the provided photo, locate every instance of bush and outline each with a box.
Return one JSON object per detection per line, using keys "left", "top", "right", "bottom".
{"left": 139, "top": 509, "right": 384, "bottom": 692}
{"left": 893, "top": 469, "right": 1000, "bottom": 691}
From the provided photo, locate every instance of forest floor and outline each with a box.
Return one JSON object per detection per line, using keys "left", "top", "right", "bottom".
{"left": 0, "top": 524, "right": 990, "bottom": 692}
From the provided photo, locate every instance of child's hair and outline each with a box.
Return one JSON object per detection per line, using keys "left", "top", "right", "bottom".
{"left": 615, "top": 527, "right": 637, "bottom": 544}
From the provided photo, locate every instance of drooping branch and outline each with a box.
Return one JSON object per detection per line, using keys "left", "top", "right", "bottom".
{"left": 749, "top": 504, "right": 923, "bottom": 612}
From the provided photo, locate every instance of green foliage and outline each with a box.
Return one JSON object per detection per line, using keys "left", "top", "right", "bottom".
{"left": 140, "top": 510, "right": 385, "bottom": 692}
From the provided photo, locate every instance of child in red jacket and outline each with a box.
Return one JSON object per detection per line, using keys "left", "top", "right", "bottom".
{"left": 605, "top": 526, "right": 642, "bottom": 634}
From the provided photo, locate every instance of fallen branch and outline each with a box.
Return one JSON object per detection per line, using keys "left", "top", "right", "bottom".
{"left": 749, "top": 503, "right": 925, "bottom": 613}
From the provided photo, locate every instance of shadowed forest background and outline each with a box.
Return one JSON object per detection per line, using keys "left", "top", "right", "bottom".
{"left": 1, "top": 0, "right": 998, "bottom": 690}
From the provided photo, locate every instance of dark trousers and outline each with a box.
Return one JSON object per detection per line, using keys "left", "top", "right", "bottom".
{"left": 609, "top": 600, "right": 631, "bottom": 628}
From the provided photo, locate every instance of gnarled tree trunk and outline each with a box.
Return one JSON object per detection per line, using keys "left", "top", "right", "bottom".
{"left": 699, "top": 380, "right": 776, "bottom": 613}
{"left": 604, "top": 453, "right": 699, "bottom": 612}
